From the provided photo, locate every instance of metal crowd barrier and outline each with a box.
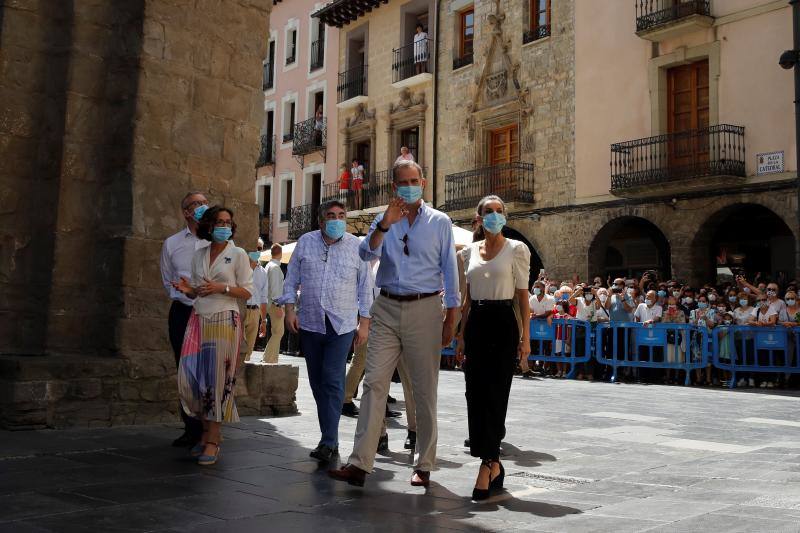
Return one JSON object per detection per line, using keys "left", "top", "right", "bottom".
{"left": 712, "top": 325, "right": 800, "bottom": 388}
{"left": 594, "top": 322, "right": 709, "bottom": 385}
{"left": 528, "top": 318, "right": 593, "bottom": 378}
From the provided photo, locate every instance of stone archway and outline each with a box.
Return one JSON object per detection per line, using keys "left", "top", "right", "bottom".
{"left": 588, "top": 216, "right": 671, "bottom": 282}
{"left": 690, "top": 203, "right": 797, "bottom": 286}
{"left": 504, "top": 225, "right": 543, "bottom": 288}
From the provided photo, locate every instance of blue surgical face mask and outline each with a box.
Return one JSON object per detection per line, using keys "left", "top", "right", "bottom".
{"left": 533, "top": 288, "right": 542, "bottom": 295}
{"left": 193, "top": 204, "right": 208, "bottom": 221}
{"left": 482, "top": 212, "right": 506, "bottom": 234}
{"left": 657, "top": 290, "right": 666, "bottom": 298}
{"left": 739, "top": 299, "right": 748, "bottom": 307}
{"left": 212, "top": 226, "right": 232, "bottom": 242}
{"left": 697, "top": 302, "right": 708, "bottom": 309}
{"left": 787, "top": 299, "right": 796, "bottom": 306}
{"left": 248, "top": 251, "right": 261, "bottom": 262}
{"left": 324, "top": 219, "right": 346, "bottom": 240}
{"left": 396, "top": 185, "right": 423, "bottom": 204}
{"left": 728, "top": 295, "right": 737, "bottom": 303}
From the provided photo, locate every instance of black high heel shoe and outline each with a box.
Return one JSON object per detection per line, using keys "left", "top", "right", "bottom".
{"left": 472, "top": 459, "right": 505, "bottom": 501}
{"left": 489, "top": 461, "right": 505, "bottom": 491}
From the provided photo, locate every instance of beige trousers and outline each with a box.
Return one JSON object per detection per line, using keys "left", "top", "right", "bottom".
{"left": 348, "top": 295, "right": 441, "bottom": 473}
{"left": 241, "top": 308, "right": 261, "bottom": 362}
{"left": 263, "top": 304, "right": 284, "bottom": 364}
{"left": 344, "top": 340, "right": 417, "bottom": 432}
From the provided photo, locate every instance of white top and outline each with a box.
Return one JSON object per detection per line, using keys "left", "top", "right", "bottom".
{"left": 575, "top": 297, "right": 595, "bottom": 322}
{"left": 769, "top": 299, "right": 788, "bottom": 320}
{"left": 733, "top": 306, "right": 755, "bottom": 325}
{"left": 351, "top": 164, "right": 364, "bottom": 180}
{"left": 463, "top": 239, "right": 530, "bottom": 301}
{"left": 247, "top": 265, "right": 269, "bottom": 306}
{"left": 754, "top": 305, "right": 777, "bottom": 324}
{"left": 634, "top": 302, "right": 663, "bottom": 323}
{"left": 160, "top": 227, "right": 210, "bottom": 306}
{"left": 530, "top": 293, "right": 555, "bottom": 317}
{"left": 190, "top": 241, "right": 254, "bottom": 318}
{"left": 394, "top": 153, "right": 415, "bottom": 166}
{"left": 413, "top": 31, "right": 429, "bottom": 61}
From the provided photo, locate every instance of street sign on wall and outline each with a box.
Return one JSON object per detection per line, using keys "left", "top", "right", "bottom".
{"left": 756, "top": 151, "right": 784, "bottom": 175}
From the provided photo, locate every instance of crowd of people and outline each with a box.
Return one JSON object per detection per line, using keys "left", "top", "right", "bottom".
{"left": 158, "top": 161, "right": 799, "bottom": 503}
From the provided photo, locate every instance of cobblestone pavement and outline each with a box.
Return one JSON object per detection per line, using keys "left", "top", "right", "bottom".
{"left": 3, "top": 355, "right": 800, "bottom": 532}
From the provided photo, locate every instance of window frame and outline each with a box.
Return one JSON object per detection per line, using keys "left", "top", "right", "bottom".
{"left": 459, "top": 7, "right": 475, "bottom": 60}
{"left": 530, "top": 0, "right": 551, "bottom": 38}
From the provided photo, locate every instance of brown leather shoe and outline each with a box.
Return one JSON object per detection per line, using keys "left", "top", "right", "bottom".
{"left": 328, "top": 464, "right": 366, "bottom": 487}
{"left": 410, "top": 470, "right": 430, "bottom": 487}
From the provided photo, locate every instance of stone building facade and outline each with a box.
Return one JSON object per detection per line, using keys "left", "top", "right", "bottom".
{"left": 0, "top": 1, "right": 298, "bottom": 429}
{"left": 314, "top": 0, "right": 436, "bottom": 232}
{"left": 436, "top": 0, "right": 798, "bottom": 287}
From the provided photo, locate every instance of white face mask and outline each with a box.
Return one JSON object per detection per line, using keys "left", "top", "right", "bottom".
{"left": 708, "top": 294, "right": 717, "bottom": 302}
{"left": 646, "top": 299, "right": 654, "bottom": 307}
{"left": 598, "top": 294, "right": 608, "bottom": 303}
{"left": 626, "top": 288, "right": 634, "bottom": 296}
{"left": 584, "top": 293, "right": 593, "bottom": 302}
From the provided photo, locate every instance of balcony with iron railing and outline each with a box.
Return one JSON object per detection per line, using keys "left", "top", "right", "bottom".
{"left": 635, "top": 0, "right": 713, "bottom": 41}
{"left": 442, "top": 162, "right": 534, "bottom": 213}
{"left": 523, "top": 24, "right": 550, "bottom": 44}
{"left": 288, "top": 203, "right": 318, "bottom": 240}
{"left": 292, "top": 117, "right": 326, "bottom": 157}
{"left": 262, "top": 62, "right": 274, "bottom": 91}
{"left": 282, "top": 131, "right": 293, "bottom": 144}
{"left": 337, "top": 65, "right": 368, "bottom": 107}
{"left": 310, "top": 39, "right": 324, "bottom": 71}
{"left": 392, "top": 38, "right": 433, "bottom": 88}
{"left": 610, "top": 124, "right": 746, "bottom": 197}
{"left": 255, "top": 134, "right": 275, "bottom": 168}
{"left": 321, "top": 167, "right": 428, "bottom": 212}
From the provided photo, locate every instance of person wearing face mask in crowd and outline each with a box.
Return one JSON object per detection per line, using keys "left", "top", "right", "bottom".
{"left": 172, "top": 206, "right": 254, "bottom": 466}
{"left": 455, "top": 195, "right": 531, "bottom": 500}
{"left": 679, "top": 288, "right": 697, "bottom": 317}
{"left": 160, "top": 191, "right": 210, "bottom": 448}
{"left": 725, "top": 288, "right": 739, "bottom": 312}
{"left": 279, "top": 200, "right": 374, "bottom": 463}
{"left": 547, "top": 284, "right": 558, "bottom": 297}
{"left": 529, "top": 279, "right": 555, "bottom": 320}
{"left": 748, "top": 294, "right": 779, "bottom": 388}
{"left": 661, "top": 296, "right": 686, "bottom": 384}
{"left": 593, "top": 287, "right": 612, "bottom": 380}
{"left": 633, "top": 290, "right": 663, "bottom": 380}
{"left": 603, "top": 278, "right": 636, "bottom": 380}
{"left": 263, "top": 244, "right": 285, "bottom": 364}
{"left": 732, "top": 292, "right": 757, "bottom": 388}
{"left": 550, "top": 286, "right": 575, "bottom": 378}
{"left": 241, "top": 248, "right": 269, "bottom": 363}
{"left": 781, "top": 291, "right": 799, "bottom": 326}
{"left": 569, "top": 285, "right": 596, "bottom": 380}
{"left": 689, "top": 294, "right": 715, "bottom": 386}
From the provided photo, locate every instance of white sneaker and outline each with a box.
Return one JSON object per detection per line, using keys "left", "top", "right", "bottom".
{"left": 748, "top": 378, "right": 755, "bottom": 387}
{"left": 737, "top": 378, "right": 747, "bottom": 387}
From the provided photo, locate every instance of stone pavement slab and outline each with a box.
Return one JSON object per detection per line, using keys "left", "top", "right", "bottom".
{"left": 3, "top": 354, "right": 800, "bottom": 532}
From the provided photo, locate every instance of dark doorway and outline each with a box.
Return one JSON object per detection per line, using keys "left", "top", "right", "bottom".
{"left": 311, "top": 173, "right": 322, "bottom": 208}
{"left": 588, "top": 217, "right": 671, "bottom": 281}
{"left": 503, "top": 226, "right": 544, "bottom": 289}
{"left": 355, "top": 141, "right": 370, "bottom": 177}
{"left": 400, "top": 126, "right": 419, "bottom": 160}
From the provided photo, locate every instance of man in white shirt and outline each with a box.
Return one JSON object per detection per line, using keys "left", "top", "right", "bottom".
{"left": 634, "top": 290, "right": 663, "bottom": 324}
{"left": 263, "top": 243, "right": 285, "bottom": 363}
{"left": 242, "top": 251, "right": 269, "bottom": 362}
{"left": 529, "top": 280, "right": 555, "bottom": 319}
{"left": 159, "top": 191, "right": 209, "bottom": 447}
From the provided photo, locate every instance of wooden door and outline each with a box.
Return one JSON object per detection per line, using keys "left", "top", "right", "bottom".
{"left": 489, "top": 124, "right": 519, "bottom": 198}
{"left": 667, "top": 59, "right": 709, "bottom": 175}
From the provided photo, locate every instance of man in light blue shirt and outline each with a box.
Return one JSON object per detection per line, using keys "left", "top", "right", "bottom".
{"left": 279, "top": 200, "right": 373, "bottom": 463}
{"left": 330, "top": 160, "right": 460, "bottom": 489}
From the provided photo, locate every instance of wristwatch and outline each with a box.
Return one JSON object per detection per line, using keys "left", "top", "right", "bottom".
{"left": 376, "top": 222, "right": 389, "bottom": 232}
{"left": 224, "top": 285, "right": 230, "bottom": 294}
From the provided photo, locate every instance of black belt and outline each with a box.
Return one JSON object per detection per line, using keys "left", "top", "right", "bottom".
{"left": 473, "top": 299, "right": 514, "bottom": 307}
{"left": 246, "top": 304, "right": 260, "bottom": 309}
{"left": 380, "top": 289, "right": 440, "bottom": 302}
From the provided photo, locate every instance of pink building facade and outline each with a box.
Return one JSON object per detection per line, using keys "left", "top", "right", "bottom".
{"left": 256, "top": 0, "right": 341, "bottom": 244}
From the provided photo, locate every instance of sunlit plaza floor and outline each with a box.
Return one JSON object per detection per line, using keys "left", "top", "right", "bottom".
{"left": 3, "top": 354, "right": 800, "bottom": 532}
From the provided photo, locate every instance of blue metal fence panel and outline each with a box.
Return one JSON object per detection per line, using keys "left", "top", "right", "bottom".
{"left": 594, "top": 322, "right": 708, "bottom": 385}
{"left": 528, "top": 318, "right": 593, "bottom": 378}
{"left": 711, "top": 325, "right": 800, "bottom": 388}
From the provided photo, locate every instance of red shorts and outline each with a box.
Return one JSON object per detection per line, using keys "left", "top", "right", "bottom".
{"left": 352, "top": 178, "right": 363, "bottom": 191}
{"left": 339, "top": 180, "right": 349, "bottom": 191}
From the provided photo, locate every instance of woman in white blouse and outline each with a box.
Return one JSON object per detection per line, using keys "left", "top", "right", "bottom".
{"left": 455, "top": 195, "right": 531, "bottom": 501}
{"left": 172, "top": 206, "right": 253, "bottom": 466}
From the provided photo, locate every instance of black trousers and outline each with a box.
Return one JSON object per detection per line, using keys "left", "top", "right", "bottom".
{"left": 168, "top": 301, "right": 203, "bottom": 437}
{"left": 464, "top": 305, "right": 518, "bottom": 461}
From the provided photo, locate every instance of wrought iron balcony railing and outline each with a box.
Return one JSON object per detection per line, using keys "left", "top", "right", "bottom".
{"left": 288, "top": 203, "right": 318, "bottom": 240}
{"left": 610, "top": 124, "right": 746, "bottom": 191}
{"left": 523, "top": 24, "right": 550, "bottom": 44}
{"left": 321, "top": 167, "right": 429, "bottom": 211}
{"left": 392, "top": 38, "right": 432, "bottom": 83}
{"left": 452, "top": 53, "right": 473, "bottom": 70}
{"left": 262, "top": 62, "right": 274, "bottom": 91}
{"left": 443, "top": 162, "right": 534, "bottom": 212}
{"left": 255, "top": 134, "right": 275, "bottom": 168}
{"left": 310, "top": 39, "right": 324, "bottom": 71}
{"left": 337, "top": 65, "right": 368, "bottom": 103}
{"left": 636, "top": 0, "right": 711, "bottom": 33}
{"left": 292, "top": 117, "right": 326, "bottom": 156}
